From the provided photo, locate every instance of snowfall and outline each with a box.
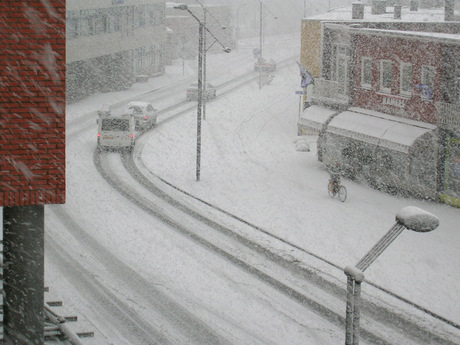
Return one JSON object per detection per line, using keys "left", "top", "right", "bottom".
{"left": 38, "top": 34, "right": 459, "bottom": 344}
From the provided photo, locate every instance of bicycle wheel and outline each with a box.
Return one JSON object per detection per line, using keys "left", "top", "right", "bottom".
{"left": 338, "top": 186, "right": 347, "bottom": 202}
{"left": 328, "top": 180, "right": 335, "bottom": 198}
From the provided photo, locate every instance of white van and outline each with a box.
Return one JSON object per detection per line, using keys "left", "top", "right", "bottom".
{"left": 97, "top": 110, "right": 136, "bottom": 152}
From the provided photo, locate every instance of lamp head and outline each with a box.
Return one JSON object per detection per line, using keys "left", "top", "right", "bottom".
{"left": 396, "top": 206, "right": 439, "bottom": 233}
{"left": 223, "top": 47, "right": 231, "bottom": 53}
{"left": 174, "top": 3, "right": 188, "bottom": 10}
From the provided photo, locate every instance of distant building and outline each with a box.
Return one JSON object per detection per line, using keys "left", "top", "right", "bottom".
{"left": 66, "top": 0, "right": 167, "bottom": 103}
{"left": 297, "top": 1, "right": 460, "bottom": 206}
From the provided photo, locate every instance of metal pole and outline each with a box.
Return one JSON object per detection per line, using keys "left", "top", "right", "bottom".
{"left": 352, "top": 281, "right": 362, "bottom": 345}
{"left": 343, "top": 207, "right": 438, "bottom": 345}
{"left": 298, "top": 95, "right": 302, "bottom": 118}
{"left": 203, "top": 9, "right": 207, "bottom": 121}
{"left": 196, "top": 22, "right": 204, "bottom": 181}
{"left": 345, "top": 275, "right": 354, "bottom": 345}
{"left": 259, "top": 0, "right": 263, "bottom": 89}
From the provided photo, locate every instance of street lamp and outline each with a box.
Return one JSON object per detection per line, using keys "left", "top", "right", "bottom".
{"left": 258, "top": 1, "right": 277, "bottom": 89}
{"left": 344, "top": 206, "right": 439, "bottom": 345}
{"left": 174, "top": 4, "right": 231, "bottom": 181}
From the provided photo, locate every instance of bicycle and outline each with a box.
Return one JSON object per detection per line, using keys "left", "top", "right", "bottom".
{"left": 328, "top": 179, "right": 347, "bottom": 202}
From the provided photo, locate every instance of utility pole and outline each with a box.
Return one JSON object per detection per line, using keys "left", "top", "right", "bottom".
{"left": 259, "top": 0, "right": 263, "bottom": 89}
{"left": 174, "top": 3, "right": 231, "bottom": 181}
{"left": 203, "top": 9, "right": 207, "bottom": 121}
{"left": 196, "top": 22, "right": 204, "bottom": 181}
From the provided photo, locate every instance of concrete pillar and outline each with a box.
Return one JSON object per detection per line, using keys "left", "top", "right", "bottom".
{"left": 3, "top": 205, "right": 45, "bottom": 345}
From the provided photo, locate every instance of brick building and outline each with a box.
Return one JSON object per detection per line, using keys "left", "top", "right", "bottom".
{"left": 1, "top": 0, "right": 66, "bottom": 206}
{"left": 0, "top": 0, "right": 66, "bottom": 343}
{"left": 297, "top": 2, "right": 460, "bottom": 205}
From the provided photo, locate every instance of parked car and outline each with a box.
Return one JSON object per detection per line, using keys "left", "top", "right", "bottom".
{"left": 254, "top": 57, "right": 276, "bottom": 72}
{"left": 97, "top": 112, "right": 136, "bottom": 152}
{"left": 186, "top": 82, "right": 217, "bottom": 101}
{"left": 126, "top": 101, "right": 158, "bottom": 130}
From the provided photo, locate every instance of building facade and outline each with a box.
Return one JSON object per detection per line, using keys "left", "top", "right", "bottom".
{"left": 67, "top": 0, "right": 167, "bottom": 102}
{"left": 1, "top": 1, "right": 66, "bottom": 342}
{"left": 298, "top": 2, "right": 460, "bottom": 205}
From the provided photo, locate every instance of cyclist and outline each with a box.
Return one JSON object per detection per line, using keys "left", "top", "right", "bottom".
{"left": 328, "top": 161, "right": 342, "bottom": 194}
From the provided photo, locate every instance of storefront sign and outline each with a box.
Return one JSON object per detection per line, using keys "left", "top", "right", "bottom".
{"left": 382, "top": 96, "right": 406, "bottom": 108}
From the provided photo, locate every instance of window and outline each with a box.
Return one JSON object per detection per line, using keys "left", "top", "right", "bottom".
{"left": 457, "top": 77, "right": 460, "bottom": 103}
{"left": 80, "top": 16, "right": 92, "bottom": 36}
{"left": 380, "top": 60, "right": 393, "bottom": 93}
{"left": 107, "top": 8, "right": 121, "bottom": 33}
{"left": 67, "top": 18, "right": 79, "bottom": 39}
{"left": 400, "top": 63, "right": 413, "bottom": 96}
{"left": 361, "top": 57, "right": 372, "bottom": 88}
{"left": 94, "top": 10, "right": 107, "bottom": 35}
{"left": 101, "top": 119, "right": 130, "bottom": 131}
{"left": 137, "top": 6, "right": 145, "bottom": 28}
{"left": 420, "top": 65, "right": 435, "bottom": 100}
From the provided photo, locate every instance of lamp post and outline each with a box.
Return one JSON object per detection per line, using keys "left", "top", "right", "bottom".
{"left": 344, "top": 206, "right": 439, "bottom": 345}
{"left": 258, "top": 1, "right": 277, "bottom": 89}
{"left": 174, "top": 3, "right": 231, "bottom": 181}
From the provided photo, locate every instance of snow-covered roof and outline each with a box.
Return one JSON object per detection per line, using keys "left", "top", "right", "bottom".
{"left": 297, "top": 105, "right": 337, "bottom": 132}
{"left": 304, "top": 4, "right": 449, "bottom": 23}
{"left": 348, "top": 27, "right": 460, "bottom": 44}
{"left": 326, "top": 108, "right": 436, "bottom": 153}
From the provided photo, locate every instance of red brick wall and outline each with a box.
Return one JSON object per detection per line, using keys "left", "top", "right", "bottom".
{"left": 353, "top": 33, "right": 440, "bottom": 124}
{"left": 0, "top": 0, "right": 66, "bottom": 206}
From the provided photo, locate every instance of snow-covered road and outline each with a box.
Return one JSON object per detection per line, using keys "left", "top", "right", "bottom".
{"left": 44, "top": 35, "right": 460, "bottom": 344}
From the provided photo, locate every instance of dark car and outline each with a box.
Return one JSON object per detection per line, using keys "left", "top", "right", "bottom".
{"left": 254, "top": 57, "right": 276, "bottom": 72}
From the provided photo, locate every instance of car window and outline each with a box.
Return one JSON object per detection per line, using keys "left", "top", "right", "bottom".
{"left": 101, "top": 119, "right": 130, "bottom": 131}
{"left": 146, "top": 104, "right": 154, "bottom": 112}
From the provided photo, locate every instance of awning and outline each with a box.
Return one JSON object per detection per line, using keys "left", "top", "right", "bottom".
{"left": 297, "top": 105, "right": 337, "bottom": 133}
{"left": 326, "top": 107, "right": 437, "bottom": 154}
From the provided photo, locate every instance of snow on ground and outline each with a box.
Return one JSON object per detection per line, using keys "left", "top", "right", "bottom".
{"left": 138, "top": 63, "right": 460, "bottom": 325}
{"left": 49, "top": 34, "right": 460, "bottom": 343}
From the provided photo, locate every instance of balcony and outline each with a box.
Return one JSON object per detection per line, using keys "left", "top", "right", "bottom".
{"left": 435, "top": 102, "right": 460, "bottom": 130}
{"left": 312, "top": 78, "right": 350, "bottom": 110}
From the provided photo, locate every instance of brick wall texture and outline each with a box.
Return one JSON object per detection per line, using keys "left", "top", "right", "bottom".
{"left": 0, "top": 0, "right": 66, "bottom": 206}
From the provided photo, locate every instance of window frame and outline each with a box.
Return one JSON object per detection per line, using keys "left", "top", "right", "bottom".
{"left": 380, "top": 60, "right": 393, "bottom": 94}
{"left": 361, "top": 57, "right": 372, "bottom": 89}
{"left": 421, "top": 65, "right": 435, "bottom": 100}
{"left": 400, "top": 62, "right": 413, "bottom": 97}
